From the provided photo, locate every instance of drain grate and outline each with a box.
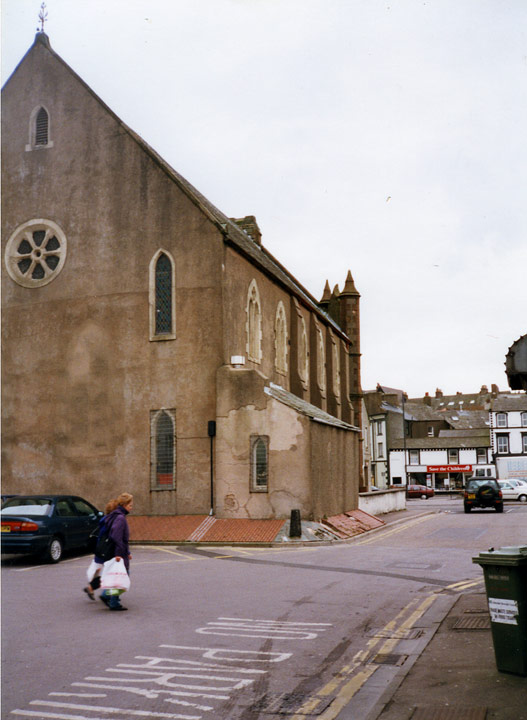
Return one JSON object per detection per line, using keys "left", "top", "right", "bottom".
{"left": 453, "top": 614, "right": 491, "bottom": 630}
{"left": 368, "top": 628, "right": 423, "bottom": 640}
{"left": 411, "top": 706, "right": 487, "bottom": 720}
{"left": 369, "top": 652, "right": 408, "bottom": 666}
{"left": 252, "top": 693, "right": 334, "bottom": 715}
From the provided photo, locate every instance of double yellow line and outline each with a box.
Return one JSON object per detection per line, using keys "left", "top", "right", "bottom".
{"left": 290, "top": 593, "right": 437, "bottom": 720}
{"left": 353, "top": 513, "right": 435, "bottom": 545}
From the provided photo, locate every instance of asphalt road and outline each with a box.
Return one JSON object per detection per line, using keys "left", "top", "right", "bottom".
{"left": 2, "top": 499, "right": 526, "bottom": 720}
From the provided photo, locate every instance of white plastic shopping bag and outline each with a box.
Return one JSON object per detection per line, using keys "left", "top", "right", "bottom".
{"left": 100, "top": 557, "right": 130, "bottom": 591}
{"left": 86, "top": 559, "right": 103, "bottom": 583}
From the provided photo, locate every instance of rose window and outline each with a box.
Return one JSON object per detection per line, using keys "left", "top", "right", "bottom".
{"left": 5, "top": 219, "right": 67, "bottom": 288}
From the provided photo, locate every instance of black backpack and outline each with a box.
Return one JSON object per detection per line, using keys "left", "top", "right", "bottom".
{"left": 95, "top": 519, "right": 115, "bottom": 561}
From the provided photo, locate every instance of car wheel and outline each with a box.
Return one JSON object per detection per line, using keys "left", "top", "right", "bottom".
{"left": 46, "top": 536, "right": 63, "bottom": 563}
{"left": 464, "top": 504, "right": 471, "bottom": 513}
{"left": 495, "top": 504, "right": 504, "bottom": 513}
{"left": 420, "top": 494, "right": 428, "bottom": 499}
{"left": 519, "top": 495, "right": 527, "bottom": 503}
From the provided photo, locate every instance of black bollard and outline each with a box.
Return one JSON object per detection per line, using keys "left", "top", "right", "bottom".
{"left": 289, "top": 509, "right": 302, "bottom": 538}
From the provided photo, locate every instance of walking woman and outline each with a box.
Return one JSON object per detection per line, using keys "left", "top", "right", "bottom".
{"left": 100, "top": 492, "right": 133, "bottom": 611}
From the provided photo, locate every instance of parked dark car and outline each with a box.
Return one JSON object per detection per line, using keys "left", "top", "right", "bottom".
{"left": 406, "top": 484, "right": 435, "bottom": 499}
{"left": 1, "top": 495, "right": 102, "bottom": 562}
{"left": 463, "top": 478, "right": 503, "bottom": 513}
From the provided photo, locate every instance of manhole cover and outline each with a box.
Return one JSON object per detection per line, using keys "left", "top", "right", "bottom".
{"left": 252, "top": 693, "right": 334, "bottom": 715}
{"left": 453, "top": 615, "right": 491, "bottom": 630}
{"left": 412, "top": 706, "right": 487, "bottom": 719}
{"left": 368, "top": 628, "right": 423, "bottom": 640}
{"left": 369, "top": 653, "right": 408, "bottom": 666}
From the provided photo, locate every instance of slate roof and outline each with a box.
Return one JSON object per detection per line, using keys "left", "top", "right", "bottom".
{"left": 264, "top": 383, "right": 359, "bottom": 431}
{"left": 438, "top": 428, "right": 490, "bottom": 438}
{"left": 403, "top": 402, "right": 446, "bottom": 422}
{"left": 491, "top": 395, "right": 527, "bottom": 412}
{"left": 391, "top": 433, "right": 490, "bottom": 450}
{"left": 441, "top": 409, "right": 490, "bottom": 429}
{"left": 10, "top": 34, "right": 350, "bottom": 343}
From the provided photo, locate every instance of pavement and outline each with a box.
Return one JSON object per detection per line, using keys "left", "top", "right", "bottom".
{"left": 127, "top": 508, "right": 386, "bottom": 545}
{"left": 342, "top": 589, "right": 527, "bottom": 720}
{"left": 128, "top": 504, "right": 527, "bottom": 719}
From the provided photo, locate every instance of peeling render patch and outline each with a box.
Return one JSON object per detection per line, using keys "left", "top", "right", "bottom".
{"left": 268, "top": 400, "right": 304, "bottom": 451}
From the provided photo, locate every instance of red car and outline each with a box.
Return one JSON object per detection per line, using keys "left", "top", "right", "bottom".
{"left": 406, "top": 484, "right": 434, "bottom": 499}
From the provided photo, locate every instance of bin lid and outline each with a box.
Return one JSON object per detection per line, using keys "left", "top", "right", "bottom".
{"left": 472, "top": 545, "right": 527, "bottom": 567}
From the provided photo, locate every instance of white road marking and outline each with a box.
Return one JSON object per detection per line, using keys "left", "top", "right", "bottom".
{"left": 117, "top": 656, "right": 266, "bottom": 674}
{"left": 196, "top": 618, "right": 331, "bottom": 639}
{"left": 49, "top": 694, "right": 107, "bottom": 698}
{"left": 160, "top": 646, "right": 292, "bottom": 663}
{"left": 73, "top": 681, "right": 229, "bottom": 701}
{"left": 31, "top": 702, "right": 199, "bottom": 718}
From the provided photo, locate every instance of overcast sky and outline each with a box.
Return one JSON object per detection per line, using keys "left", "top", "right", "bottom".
{"left": 2, "top": 0, "right": 526, "bottom": 398}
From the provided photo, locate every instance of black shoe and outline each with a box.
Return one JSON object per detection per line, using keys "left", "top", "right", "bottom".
{"left": 83, "top": 587, "right": 95, "bottom": 601}
{"left": 109, "top": 605, "right": 128, "bottom": 611}
{"left": 100, "top": 595, "right": 110, "bottom": 607}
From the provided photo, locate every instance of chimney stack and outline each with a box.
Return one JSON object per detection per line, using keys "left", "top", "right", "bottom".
{"left": 231, "top": 216, "right": 262, "bottom": 246}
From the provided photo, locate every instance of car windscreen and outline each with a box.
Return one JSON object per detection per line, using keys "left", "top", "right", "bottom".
{"left": 467, "top": 480, "right": 496, "bottom": 490}
{"left": 1, "top": 498, "right": 52, "bottom": 516}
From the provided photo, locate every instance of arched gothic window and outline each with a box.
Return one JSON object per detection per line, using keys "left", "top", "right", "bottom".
{"left": 149, "top": 249, "right": 176, "bottom": 340}
{"left": 316, "top": 326, "right": 326, "bottom": 391}
{"left": 246, "top": 280, "right": 262, "bottom": 363}
{"left": 150, "top": 409, "right": 176, "bottom": 489}
{"left": 274, "top": 302, "right": 288, "bottom": 374}
{"left": 298, "top": 316, "right": 309, "bottom": 383}
{"left": 35, "top": 107, "right": 49, "bottom": 145}
{"left": 332, "top": 340, "right": 341, "bottom": 398}
{"left": 27, "top": 106, "right": 53, "bottom": 151}
{"left": 250, "top": 435, "right": 269, "bottom": 492}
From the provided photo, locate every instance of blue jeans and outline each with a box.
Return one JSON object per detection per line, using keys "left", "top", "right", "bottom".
{"left": 101, "top": 589, "right": 124, "bottom": 608}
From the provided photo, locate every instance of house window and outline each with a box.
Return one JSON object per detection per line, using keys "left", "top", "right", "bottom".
{"left": 246, "top": 280, "right": 262, "bottom": 363}
{"left": 409, "top": 450, "right": 420, "bottom": 465}
{"left": 4, "top": 219, "right": 67, "bottom": 288}
{"left": 149, "top": 249, "right": 175, "bottom": 340}
{"left": 522, "top": 434, "right": 527, "bottom": 454}
{"left": 476, "top": 448, "right": 487, "bottom": 464}
{"left": 250, "top": 435, "right": 269, "bottom": 492}
{"left": 427, "top": 426, "right": 434, "bottom": 437}
{"left": 496, "top": 413, "right": 507, "bottom": 428}
{"left": 377, "top": 421, "right": 383, "bottom": 436}
{"left": 496, "top": 434, "right": 509, "bottom": 454}
{"left": 448, "top": 449, "right": 459, "bottom": 464}
{"left": 274, "top": 302, "right": 288, "bottom": 374}
{"left": 150, "top": 409, "right": 176, "bottom": 490}
{"left": 377, "top": 442, "right": 384, "bottom": 458}
{"left": 522, "top": 413, "right": 527, "bottom": 428}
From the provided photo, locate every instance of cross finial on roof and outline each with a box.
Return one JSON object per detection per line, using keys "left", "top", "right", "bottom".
{"left": 37, "top": 2, "right": 48, "bottom": 33}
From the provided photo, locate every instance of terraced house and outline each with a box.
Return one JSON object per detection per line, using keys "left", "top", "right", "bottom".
{"left": 1, "top": 32, "right": 363, "bottom": 520}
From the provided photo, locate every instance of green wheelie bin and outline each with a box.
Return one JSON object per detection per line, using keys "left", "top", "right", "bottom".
{"left": 472, "top": 545, "right": 527, "bottom": 676}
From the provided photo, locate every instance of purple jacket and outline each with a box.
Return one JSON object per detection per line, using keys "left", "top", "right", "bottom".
{"left": 106, "top": 505, "right": 130, "bottom": 571}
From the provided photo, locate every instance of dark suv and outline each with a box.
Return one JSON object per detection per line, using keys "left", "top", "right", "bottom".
{"left": 464, "top": 478, "right": 503, "bottom": 513}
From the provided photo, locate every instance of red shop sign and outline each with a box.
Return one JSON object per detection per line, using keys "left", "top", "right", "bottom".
{"left": 427, "top": 465, "right": 472, "bottom": 473}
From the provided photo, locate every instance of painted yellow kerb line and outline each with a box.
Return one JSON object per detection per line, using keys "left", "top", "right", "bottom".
{"left": 354, "top": 513, "right": 435, "bottom": 546}
{"left": 290, "top": 593, "right": 437, "bottom": 720}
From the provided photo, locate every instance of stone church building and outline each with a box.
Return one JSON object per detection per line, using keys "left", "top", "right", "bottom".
{"left": 2, "top": 32, "right": 363, "bottom": 519}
